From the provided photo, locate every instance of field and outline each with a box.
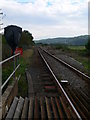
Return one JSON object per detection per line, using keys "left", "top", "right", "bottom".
{"left": 68, "top": 46, "right": 86, "bottom": 50}
{"left": 68, "top": 46, "right": 90, "bottom": 75}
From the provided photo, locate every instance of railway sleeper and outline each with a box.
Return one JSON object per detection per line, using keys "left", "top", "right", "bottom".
{"left": 40, "top": 97, "right": 47, "bottom": 120}
{"left": 69, "top": 88, "right": 89, "bottom": 116}
{"left": 66, "top": 87, "right": 89, "bottom": 119}
{"left": 77, "top": 89, "right": 90, "bottom": 105}
{"left": 21, "top": 97, "right": 29, "bottom": 119}
{"left": 13, "top": 96, "right": 24, "bottom": 119}
{"left": 5, "top": 97, "right": 18, "bottom": 119}
{"left": 4, "top": 96, "right": 85, "bottom": 119}
{"left": 72, "top": 88, "right": 90, "bottom": 111}
{"left": 64, "top": 87, "right": 87, "bottom": 119}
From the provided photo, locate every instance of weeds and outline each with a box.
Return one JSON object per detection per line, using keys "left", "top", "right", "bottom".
{"left": 2, "top": 48, "right": 33, "bottom": 97}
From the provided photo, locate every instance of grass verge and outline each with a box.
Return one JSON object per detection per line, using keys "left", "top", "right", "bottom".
{"left": 53, "top": 45, "right": 90, "bottom": 75}
{"left": 2, "top": 48, "right": 33, "bottom": 97}
{"left": 17, "top": 49, "right": 33, "bottom": 97}
{"left": 68, "top": 46, "right": 90, "bottom": 75}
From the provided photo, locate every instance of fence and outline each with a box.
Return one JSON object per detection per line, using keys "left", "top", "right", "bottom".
{"left": 0, "top": 53, "right": 20, "bottom": 90}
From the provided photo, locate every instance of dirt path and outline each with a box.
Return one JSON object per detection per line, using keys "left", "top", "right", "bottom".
{"left": 27, "top": 47, "right": 60, "bottom": 98}
{"left": 28, "top": 47, "right": 43, "bottom": 96}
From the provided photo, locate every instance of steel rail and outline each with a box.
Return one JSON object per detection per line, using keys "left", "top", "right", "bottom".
{"left": 0, "top": 53, "right": 20, "bottom": 65}
{"left": 38, "top": 49, "right": 82, "bottom": 120}
{"left": 41, "top": 48, "right": 90, "bottom": 80}
{"left": 1, "top": 64, "right": 20, "bottom": 90}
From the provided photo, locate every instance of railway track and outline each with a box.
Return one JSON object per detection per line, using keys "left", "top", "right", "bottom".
{"left": 40, "top": 47, "right": 90, "bottom": 81}
{"left": 39, "top": 47, "right": 90, "bottom": 119}
{"left": 4, "top": 47, "right": 89, "bottom": 119}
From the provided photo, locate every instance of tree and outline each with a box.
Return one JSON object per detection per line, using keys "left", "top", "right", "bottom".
{"left": 85, "top": 39, "right": 90, "bottom": 55}
{"left": 19, "top": 30, "right": 34, "bottom": 48}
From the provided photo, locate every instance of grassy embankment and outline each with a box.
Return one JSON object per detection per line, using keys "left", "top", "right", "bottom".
{"left": 2, "top": 49, "right": 33, "bottom": 97}
{"left": 2, "top": 30, "right": 34, "bottom": 97}
{"left": 54, "top": 44, "right": 90, "bottom": 75}
{"left": 68, "top": 46, "right": 90, "bottom": 74}
{"left": 17, "top": 49, "right": 33, "bottom": 97}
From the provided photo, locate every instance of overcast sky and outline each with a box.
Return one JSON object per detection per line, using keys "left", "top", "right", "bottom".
{"left": 0, "top": 0, "right": 89, "bottom": 40}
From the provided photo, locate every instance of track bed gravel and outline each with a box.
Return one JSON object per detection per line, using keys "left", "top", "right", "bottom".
{"left": 41, "top": 50, "right": 90, "bottom": 98}
{"left": 43, "top": 46, "right": 87, "bottom": 74}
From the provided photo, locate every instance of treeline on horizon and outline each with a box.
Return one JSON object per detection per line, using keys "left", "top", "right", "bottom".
{"left": 2, "top": 30, "right": 34, "bottom": 59}
{"left": 35, "top": 35, "right": 89, "bottom": 46}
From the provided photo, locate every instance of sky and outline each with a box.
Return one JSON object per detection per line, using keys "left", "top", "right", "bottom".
{"left": 0, "top": 0, "right": 89, "bottom": 40}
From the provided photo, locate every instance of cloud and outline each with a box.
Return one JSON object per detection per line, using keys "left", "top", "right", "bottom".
{"left": 0, "top": 0, "right": 88, "bottom": 40}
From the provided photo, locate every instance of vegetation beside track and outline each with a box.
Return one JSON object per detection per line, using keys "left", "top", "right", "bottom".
{"left": 2, "top": 48, "right": 34, "bottom": 97}
{"left": 17, "top": 49, "right": 33, "bottom": 97}
{"left": 2, "top": 29, "right": 34, "bottom": 97}
{"left": 68, "top": 45, "right": 90, "bottom": 75}
{"left": 52, "top": 44, "right": 90, "bottom": 75}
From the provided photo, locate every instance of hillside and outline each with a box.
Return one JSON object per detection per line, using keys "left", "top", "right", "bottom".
{"left": 35, "top": 35, "right": 88, "bottom": 45}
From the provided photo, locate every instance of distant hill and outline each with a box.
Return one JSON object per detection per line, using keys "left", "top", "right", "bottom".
{"left": 35, "top": 35, "right": 88, "bottom": 45}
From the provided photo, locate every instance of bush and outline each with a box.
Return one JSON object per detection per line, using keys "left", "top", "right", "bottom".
{"left": 54, "top": 44, "right": 69, "bottom": 51}
{"left": 85, "top": 39, "right": 90, "bottom": 55}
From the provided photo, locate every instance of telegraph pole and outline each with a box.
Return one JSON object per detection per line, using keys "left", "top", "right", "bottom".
{"left": 0, "top": 9, "right": 2, "bottom": 119}
{"left": 0, "top": 9, "right": 3, "bottom": 31}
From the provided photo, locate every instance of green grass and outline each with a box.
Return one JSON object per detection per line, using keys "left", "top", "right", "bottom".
{"left": 76, "top": 57, "right": 90, "bottom": 75}
{"left": 2, "top": 62, "right": 14, "bottom": 93}
{"left": 82, "top": 60, "right": 90, "bottom": 71}
{"left": 2, "top": 63, "right": 13, "bottom": 84}
{"left": 53, "top": 44, "right": 69, "bottom": 51}
{"left": 68, "top": 46, "right": 86, "bottom": 50}
{"left": 17, "top": 49, "right": 33, "bottom": 97}
{"left": 67, "top": 46, "right": 90, "bottom": 75}
{"left": 2, "top": 60, "right": 14, "bottom": 91}
{"left": 2, "top": 49, "right": 34, "bottom": 97}
{"left": 53, "top": 45, "right": 90, "bottom": 75}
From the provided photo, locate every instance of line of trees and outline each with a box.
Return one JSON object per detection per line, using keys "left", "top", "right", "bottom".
{"left": 19, "top": 30, "right": 34, "bottom": 48}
